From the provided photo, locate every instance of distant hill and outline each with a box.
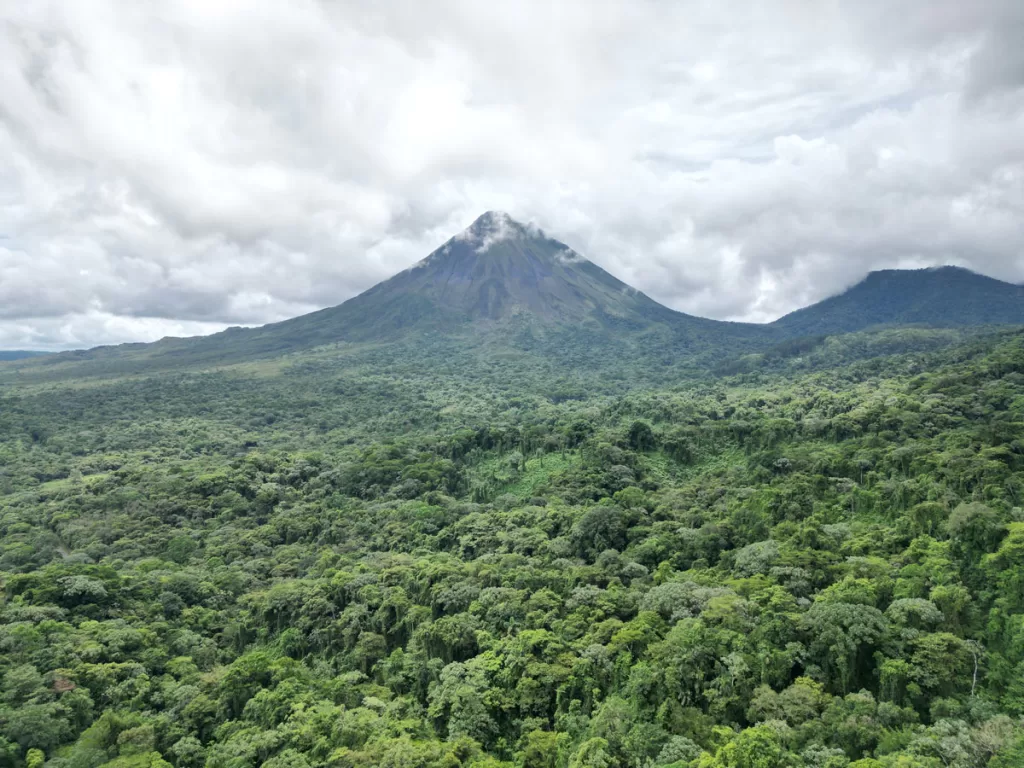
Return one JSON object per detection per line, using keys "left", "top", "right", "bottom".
{"left": 771, "top": 266, "right": 1024, "bottom": 337}
{"left": 0, "top": 350, "right": 49, "bottom": 361}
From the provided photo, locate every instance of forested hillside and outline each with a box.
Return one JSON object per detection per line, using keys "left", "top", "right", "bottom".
{"left": 1, "top": 328, "right": 1024, "bottom": 767}
{"left": 770, "top": 267, "right": 1024, "bottom": 337}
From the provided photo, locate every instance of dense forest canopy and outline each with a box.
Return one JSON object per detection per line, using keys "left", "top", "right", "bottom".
{"left": 1, "top": 323, "right": 1023, "bottom": 768}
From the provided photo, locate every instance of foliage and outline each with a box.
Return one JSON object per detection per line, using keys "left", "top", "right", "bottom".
{"left": 0, "top": 328, "right": 1023, "bottom": 766}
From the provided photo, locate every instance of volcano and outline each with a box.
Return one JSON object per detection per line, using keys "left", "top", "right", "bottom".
{"left": 191, "top": 211, "right": 762, "bottom": 359}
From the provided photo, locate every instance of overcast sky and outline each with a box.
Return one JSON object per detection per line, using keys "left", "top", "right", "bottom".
{"left": 2, "top": 0, "right": 1023, "bottom": 349}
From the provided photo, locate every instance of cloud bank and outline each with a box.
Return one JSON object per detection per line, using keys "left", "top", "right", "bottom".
{"left": 2, "top": 0, "right": 1023, "bottom": 347}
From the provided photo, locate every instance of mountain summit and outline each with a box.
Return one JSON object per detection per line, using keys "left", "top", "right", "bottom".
{"left": 363, "top": 211, "right": 671, "bottom": 325}
{"left": 227, "top": 211, "right": 688, "bottom": 355}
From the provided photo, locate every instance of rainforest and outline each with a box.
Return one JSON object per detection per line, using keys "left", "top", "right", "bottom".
{"left": 1, "top": 322, "right": 1024, "bottom": 768}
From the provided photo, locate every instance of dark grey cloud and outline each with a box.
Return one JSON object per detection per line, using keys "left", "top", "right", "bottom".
{"left": 1, "top": 0, "right": 1023, "bottom": 348}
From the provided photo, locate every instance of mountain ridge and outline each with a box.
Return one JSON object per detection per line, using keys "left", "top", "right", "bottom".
{"left": 771, "top": 264, "right": 1024, "bottom": 337}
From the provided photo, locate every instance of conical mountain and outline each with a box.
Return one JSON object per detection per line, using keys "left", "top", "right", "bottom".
{"left": 369, "top": 211, "right": 671, "bottom": 323}
{"left": 210, "top": 211, "right": 721, "bottom": 357}
{"left": 265, "top": 211, "right": 678, "bottom": 342}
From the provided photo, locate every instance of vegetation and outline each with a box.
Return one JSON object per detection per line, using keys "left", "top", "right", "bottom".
{"left": 1, "top": 322, "right": 1024, "bottom": 768}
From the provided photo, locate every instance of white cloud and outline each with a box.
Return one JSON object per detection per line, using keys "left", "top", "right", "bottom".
{"left": 0, "top": 0, "right": 1023, "bottom": 347}
{"left": 0, "top": 311, "right": 235, "bottom": 352}
{"left": 555, "top": 248, "right": 587, "bottom": 265}
{"left": 455, "top": 211, "right": 527, "bottom": 253}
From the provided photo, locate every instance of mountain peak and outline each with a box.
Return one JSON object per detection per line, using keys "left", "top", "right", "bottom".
{"left": 334, "top": 210, "right": 672, "bottom": 328}
{"left": 455, "top": 211, "right": 539, "bottom": 254}
{"left": 470, "top": 210, "right": 518, "bottom": 228}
